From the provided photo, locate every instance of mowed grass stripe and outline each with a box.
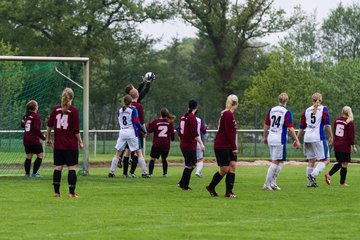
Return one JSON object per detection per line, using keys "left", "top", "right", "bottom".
{"left": 0, "top": 165, "right": 359, "bottom": 240}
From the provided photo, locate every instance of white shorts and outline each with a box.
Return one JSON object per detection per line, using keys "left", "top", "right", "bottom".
{"left": 115, "top": 136, "right": 140, "bottom": 152}
{"left": 269, "top": 145, "right": 286, "bottom": 161}
{"left": 303, "top": 140, "right": 330, "bottom": 161}
{"left": 196, "top": 143, "right": 204, "bottom": 160}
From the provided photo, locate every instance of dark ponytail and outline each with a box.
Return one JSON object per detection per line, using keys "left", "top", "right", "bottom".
{"left": 122, "top": 95, "right": 132, "bottom": 111}
{"left": 187, "top": 100, "right": 197, "bottom": 114}
{"left": 161, "top": 107, "right": 176, "bottom": 122}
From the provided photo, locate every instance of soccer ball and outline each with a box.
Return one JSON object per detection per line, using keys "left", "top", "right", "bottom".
{"left": 144, "top": 72, "right": 155, "bottom": 82}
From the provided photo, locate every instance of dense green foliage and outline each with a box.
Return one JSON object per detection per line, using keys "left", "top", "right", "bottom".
{"left": 0, "top": 1, "right": 360, "bottom": 134}
{"left": 1, "top": 165, "right": 360, "bottom": 239}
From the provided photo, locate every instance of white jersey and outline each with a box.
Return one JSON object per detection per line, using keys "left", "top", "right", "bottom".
{"left": 117, "top": 106, "right": 138, "bottom": 139}
{"left": 300, "top": 105, "right": 330, "bottom": 143}
{"left": 265, "top": 105, "right": 293, "bottom": 145}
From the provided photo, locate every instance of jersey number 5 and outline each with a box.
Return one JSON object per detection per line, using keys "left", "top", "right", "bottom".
{"left": 56, "top": 114, "right": 69, "bottom": 129}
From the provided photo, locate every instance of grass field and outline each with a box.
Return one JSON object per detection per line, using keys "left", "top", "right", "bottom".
{"left": 1, "top": 164, "right": 360, "bottom": 240}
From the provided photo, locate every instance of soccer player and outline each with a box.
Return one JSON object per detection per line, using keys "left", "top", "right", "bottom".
{"left": 325, "top": 106, "right": 356, "bottom": 186}
{"left": 146, "top": 107, "right": 176, "bottom": 177}
{"left": 262, "top": 93, "right": 301, "bottom": 190}
{"left": 46, "top": 88, "right": 83, "bottom": 198}
{"left": 124, "top": 72, "right": 155, "bottom": 104}
{"left": 21, "top": 100, "right": 46, "bottom": 177}
{"left": 118, "top": 72, "right": 155, "bottom": 171}
{"left": 206, "top": 95, "right": 238, "bottom": 198}
{"left": 194, "top": 115, "right": 207, "bottom": 178}
{"left": 296, "top": 92, "right": 333, "bottom": 188}
{"left": 108, "top": 95, "right": 148, "bottom": 178}
{"left": 178, "top": 100, "right": 205, "bottom": 190}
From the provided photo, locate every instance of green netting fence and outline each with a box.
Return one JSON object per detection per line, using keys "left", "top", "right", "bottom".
{"left": 0, "top": 59, "right": 85, "bottom": 175}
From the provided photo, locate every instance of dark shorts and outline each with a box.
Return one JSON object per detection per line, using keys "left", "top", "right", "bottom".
{"left": 181, "top": 150, "right": 197, "bottom": 167}
{"left": 150, "top": 147, "right": 169, "bottom": 160}
{"left": 54, "top": 148, "right": 79, "bottom": 166}
{"left": 214, "top": 149, "right": 236, "bottom": 166}
{"left": 24, "top": 144, "right": 43, "bottom": 154}
{"left": 335, "top": 151, "right": 351, "bottom": 163}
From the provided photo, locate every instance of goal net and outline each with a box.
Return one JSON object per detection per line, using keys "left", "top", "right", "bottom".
{"left": 0, "top": 56, "right": 89, "bottom": 176}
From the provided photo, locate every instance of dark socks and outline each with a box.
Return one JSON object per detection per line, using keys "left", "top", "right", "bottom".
{"left": 130, "top": 155, "right": 138, "bottom": 174}
{"left": 329, "top": 163, "right": 341, "bottom": 176}
{"left": 340, "top": 167, "right": 347, "bottom": 184}
{"left": 24, "top": 158, "right": 31, "bottom": 175}
{"left": 182, "top": 168, "right": 193, "bottom": 189}
{"left": 209, "top": 172, "right": 224, "bottom": 189}
{"left": 225, "top": 172, "right": 235, "bottom": 194}
{"left": 123, "top": 157, "right": 129, "bottom": 175}
{"left": 53, "top": 170, "right": 62, "bottom": 194}
{"left": 33, "top": 158, "right": 42, "bottom": 174}
{"left": 162, "top": 159, "right": 168, "bottom": 175}
{"left": 179, "top": 167, "right": 193, "bottom": 189}
{"left": 68, "top": 170, "right": 77, "bottom": 194}
{"left": 149, "top": 160, "right": 155, "bottom": 175}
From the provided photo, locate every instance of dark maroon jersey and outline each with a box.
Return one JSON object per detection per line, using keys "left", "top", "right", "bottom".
{"left": 333, "top": 117, "right": 355, "bottom": 153}
{"left": 131, "top": 101, "right": 144, "bottom": 124}
{"left": 21, "top": 112, "right": 45, "bottom": 145}
{"left": 47, "top": 104, "right": 80, "bottom": 150}
{"left": 147, "top": 118, "right": 174, "bottom": 151}
{"left": 178, "top": 112, "right": 199, "bottom": 151}
{"left": 214, "top": 109, "right": 237, "bottom": 151}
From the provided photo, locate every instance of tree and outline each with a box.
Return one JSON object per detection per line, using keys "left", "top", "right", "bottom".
{"left": 175, "top": 0, "right": 303, "bottom": 95}
{"left": 279, "top": 12, "right": 322, "bottom": 69}
{"left": 240, "top": 49, "right": 322, "bottom": 128}
{"left": 321, "top": 3, "right": 360, "bottom": 62}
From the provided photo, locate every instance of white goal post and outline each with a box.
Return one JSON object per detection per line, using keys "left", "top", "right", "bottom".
{"left": 0, "top": 56, "right": 90, "bottom": 174}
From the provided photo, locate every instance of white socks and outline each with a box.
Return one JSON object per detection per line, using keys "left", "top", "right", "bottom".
{"left": 272, "top": 162, "right": 283, "bottom": 184}
{"left": 312, "top": 162, "right": 326, "bottom": 177}
{"left": 265, "top": 163, "right": 277, "bottom": 186}
{"left": 110, "top": 156, "right": 120, "bottom": 173}
{"left": 138, "top": 156, "right": 147, "bottom": 174}
{"left": 195, "top": 161, "right": 203, "bottom": 174}
{"left": 307, "top": 167, "right": 314, "bottom": 185}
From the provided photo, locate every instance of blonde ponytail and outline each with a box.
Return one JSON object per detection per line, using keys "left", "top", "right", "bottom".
{"left": 61, "top": 88, "right": 74, "bottom": 113}
{"left": 226, "top": 94, "right": 238, "bottom": 110}
{"left": 342, "top": 106, "right": 354, "bottom": 123}
{"left": 311, "top": 92, "right": 322, "bottom": 115}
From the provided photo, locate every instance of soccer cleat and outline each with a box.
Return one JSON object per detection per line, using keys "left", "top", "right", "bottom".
{"left": 195, "top": 172, "right": 203, "bottom": 178}
{"left": 182, "top": 186, "right": 192, "bottom": 191}
{"left": 53, "top": 193, "right": 61, "bottom": 198}
{"left": 129, "top": 173, "right": 137, "bottom": 178}
{"left": 68, "top": 193, "right": 79, "bottom": 198}
{"left": 117, "top": 159, "right": 123, "bottom": 168}
{"left": 340, "top": 183, "right": 349, "bottom": 187}
{"left": 324, "top": 172, "right": 331, "bottom": 185}
{"left": 108, "top": 173, "right": 115, "bottom": 178}
{"left": 24, "top": 174, "right": 30, "bottom": 177}
{"left": 270, "top": 183, "right": 281, "bottom": 190}
{"left": 206, "top": 185, "right": 218, "bottom": 197}
{"left": 123, "top": 174, "right": 129, "bottom": 178}
{"left": 163, "top": 174, "right": 168, "bottom": 178}
{"left": 142, "top": 173, "right": 151, "bottom": 178}
{"left": 262, "top": 184, "right": 273, "bottom": 191}
{"left": 31, "top": 173, "right": 42, "bottom": 178}
{"left": 224, "top": 192, "right": 238, "bottom": 198}
{"left": 307, "top": 174, "right": 318, "bottom": 187}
